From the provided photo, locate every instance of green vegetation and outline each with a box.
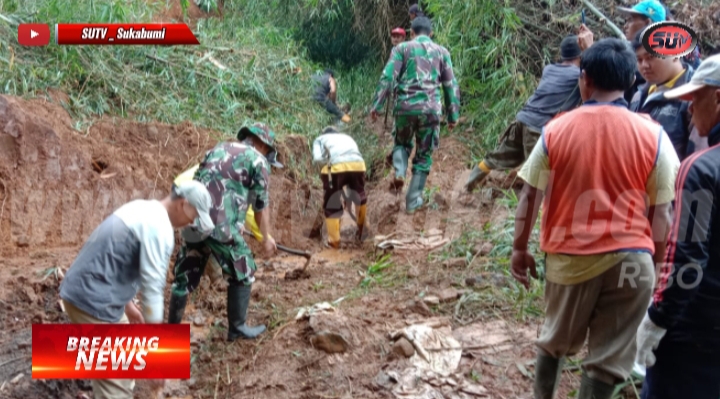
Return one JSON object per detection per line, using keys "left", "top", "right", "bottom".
{"left": 433, "top": 189, "right": 545, "bottom": 322}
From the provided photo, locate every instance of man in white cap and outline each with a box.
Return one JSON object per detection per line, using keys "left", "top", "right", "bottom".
{"left": 59, "top": 180, "right": 214, "bottom": 399}
{"left": 635, "top": 54, "right": 720, "bottom": 399}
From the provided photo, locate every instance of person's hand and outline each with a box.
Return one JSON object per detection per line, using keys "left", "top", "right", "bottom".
{"left": 636, "top": 313, "right": 667, "bottom": 368}
{"left": 263, "top": 235, "right": 277, "bottom": 256}
{"left": 370, "top": 109, "right": 378, "bottom": 122}
{"left": 125, "top": 301, "right": 144, "bottom": 324}
{"left": 578, "top": 24, "right": 594, "bottom": 51}
{"left": 510, "top": 249, "right": 538, "bottom": 289}
{"left": 448, "top": 122, "right": 456, "bottom": 131}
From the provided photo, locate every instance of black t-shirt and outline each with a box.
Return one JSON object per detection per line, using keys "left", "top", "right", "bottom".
{"left": 624, "top": 71, "right": 645, "bottom": 105}
{"left": 312, "top": 73, "right": 331, "bottom": 101}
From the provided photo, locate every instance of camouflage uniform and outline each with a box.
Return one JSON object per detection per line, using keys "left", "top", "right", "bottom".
{"left": 171, "top": 140, "right": 270, "bottom": 295}
{"left": 372, "top": 35, "right": 461, "bottom": 175}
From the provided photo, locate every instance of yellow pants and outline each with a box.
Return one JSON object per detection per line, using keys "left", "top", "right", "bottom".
{"left": 62, "top": 300, "right": 135, "bottom": 399}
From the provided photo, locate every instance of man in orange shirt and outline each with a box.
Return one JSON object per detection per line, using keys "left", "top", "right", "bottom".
{"left": 512, "top": 39, "right": 680, "bottom": 399}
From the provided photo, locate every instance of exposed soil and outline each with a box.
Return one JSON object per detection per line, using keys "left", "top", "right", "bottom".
{"left": 0, "top": 90, "right": 557, "bottom": 399}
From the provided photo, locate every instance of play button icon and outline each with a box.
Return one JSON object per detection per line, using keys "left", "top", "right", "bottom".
{"left": 18, "top": 23, "right": 50, "bottom": 46}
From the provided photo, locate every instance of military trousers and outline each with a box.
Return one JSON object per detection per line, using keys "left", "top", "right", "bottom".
{"left": 481, "top": 120, "right": 541, "bottom": 171}
{"left": 171, "top": 236, "right": 257, "bottom": 296}
{"left": 393, "top": 113, "right": 440, "bottom": 174}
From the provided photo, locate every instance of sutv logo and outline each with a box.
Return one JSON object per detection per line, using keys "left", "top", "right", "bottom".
{"left": 641, "top": 21, "right": 698, "bottom": 59}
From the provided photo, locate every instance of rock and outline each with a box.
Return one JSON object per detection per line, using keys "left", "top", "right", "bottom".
{"left": 187, "top": 378, "right": 197, "bottom": 388}
{"left": 392, "top": 338, "right": 415, "bottom": 358}
{"left": 408, "top": 300, "right": 433, "bottom": 317}
{"left": 491, "top": 273, "right": 507, "bottom": 287}
{"left": 192, "top": 313, "right": 205, "bottom": 327}
{"left": 407, "top": 266, "right": 420, "bottom": 278}
{"left": 310, "top": 331, "right": 349, "bottom": 354}
{"left": 146, "top": 125, "right": 159, "bottom": 140}
{"left": 31, "top": 312, "right": 44, "bottom": 324}
{"left": 438, "top": 288, "right": 460, "bottom": 303}
{"left": 479, "top": 242, "right": 494, "bottom": 256}
{"left": 423, "top": 296, "right": 440, "bottom": 305}
{"left": 373, "top": 371, "right": 396, "bottom": 390}
{"left": 465, "top": 276, "right": 481, "bottom": 287}
{"left": 200, "top": 352, "right": 212, "bottom": 363}
{"left": 443, "top": 257, "right": 466, "bottom": 268}
{"left": 22, "top": 285, "right": 38, "bottom": 304}
{"left": 433, "top": 193, "right": 448, "bottom": 208}
{"left": 16, "top": 236, "right": 29, "bottom": 247}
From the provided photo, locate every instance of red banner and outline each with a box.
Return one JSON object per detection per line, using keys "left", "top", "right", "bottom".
{"left": 32, "top": 324, "right": 190, "bottom": 379}
{"left": 55, "top": 23, "right": 200, "bottom": 45}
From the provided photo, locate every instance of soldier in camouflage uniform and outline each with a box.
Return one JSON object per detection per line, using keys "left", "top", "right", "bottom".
{"left": 167, "top": 123, "right": 282, "bottom": 341}
{"left": 370, "top": 16, "right": 461, "bottom": 214}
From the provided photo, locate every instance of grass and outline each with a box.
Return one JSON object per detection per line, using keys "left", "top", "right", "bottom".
{"left": 431, "top": 188, "right": 545, "bottom": 322}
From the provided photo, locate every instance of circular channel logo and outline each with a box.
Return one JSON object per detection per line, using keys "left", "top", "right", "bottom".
{"left": 641, "top": 21, "right": 698, "bottom": 59}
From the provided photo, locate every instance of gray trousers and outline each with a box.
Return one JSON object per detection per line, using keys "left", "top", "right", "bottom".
{"left": 536, "top": 252, "right": 654, "bottom": 384}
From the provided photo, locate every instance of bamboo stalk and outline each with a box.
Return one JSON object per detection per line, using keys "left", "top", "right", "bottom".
{"left": 580, "top": 0, "right": 625, "bottom": 39}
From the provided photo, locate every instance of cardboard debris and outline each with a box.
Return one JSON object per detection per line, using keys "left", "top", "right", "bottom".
{"left": 390, "top": 323, "right": 462, "bottom": 375}
{"left": 375, "top": 229, "right": 449, "bottom": 252}
{"left": 295, "top": 297, "right": 345, "bottom": 320}
{"left": 387, "top": 368, "right": 489, "bottom": 398}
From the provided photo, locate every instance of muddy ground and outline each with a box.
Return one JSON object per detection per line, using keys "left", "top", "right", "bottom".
{"left": 0, "top": 88, "right": 601, "bottom": 399}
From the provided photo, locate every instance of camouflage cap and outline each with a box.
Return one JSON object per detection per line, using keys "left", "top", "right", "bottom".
{"left": 237, "top": 122, "right": 283, "bottom": 168}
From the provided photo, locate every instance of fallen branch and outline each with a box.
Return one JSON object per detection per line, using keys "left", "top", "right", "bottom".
{"left": 213, "top": 371, "right": 220, "bottom": 399}
{"left": 580, "top": 0, "right": 625, "bottom": 39}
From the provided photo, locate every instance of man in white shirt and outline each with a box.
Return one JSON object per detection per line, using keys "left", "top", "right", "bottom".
{"left": 59, "top": 181, "right": 213, "bottom": 399}
{"left": 312, "top": 126, "right": 367, "bottom": 248}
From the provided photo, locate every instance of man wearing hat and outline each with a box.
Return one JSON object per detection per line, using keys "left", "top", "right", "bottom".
{"left": 635, "top": 54, "right": 720, "bottom": 399}
{"left": 370, "top": 16, "right": 461, "bottom": 213}
{"left": 464, "top": 35, "right": 583, "bottom": 192}
{"left": 312, "top": 126, "right": 367, "bottom": 248}
{"left": 629, "top": 30, "right": 707, "bottom": 161}
{"left": 167, "top": 122, "right": 280, "bottom": 341}
{"left": 616, "top": 0, "right": 667, "bottom": 102}
{"left": 59, "top": 180, "right": 214, "bottom": 399}
{"left": 408, "top": 4, "right": 425, "bottom": 21}
{"left": 390, "top": 27, "right": 406, "bottom": 47}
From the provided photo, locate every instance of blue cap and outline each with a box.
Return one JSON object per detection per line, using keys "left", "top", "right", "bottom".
{"left": 617, "top": 0, "right": 666, "bottom": 23}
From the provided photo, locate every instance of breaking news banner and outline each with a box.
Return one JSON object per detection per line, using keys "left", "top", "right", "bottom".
{"left": 55, "top": 23, "right": 200, "bottom": 45}
{"left": 31, "top": 324, "right": 190, "bottom": 379}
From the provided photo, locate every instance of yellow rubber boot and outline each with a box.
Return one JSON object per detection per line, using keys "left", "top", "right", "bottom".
{"left": 326, "top": 218, "right": 341, "bottom": 249}
{"left": 355, "top": 204, "right": 367, "bottom": 241}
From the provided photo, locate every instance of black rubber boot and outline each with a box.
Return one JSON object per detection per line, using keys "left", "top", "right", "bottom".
{"left": 227, "top": 283, "right": 266, "bottom": 341}
{"left": 405, "top": 172, "right": 428, "bottom": 214}
{"left": 167, "top": 293, "right": 188, "bottom": 324}
{"left": 533, "top": 354, "right": 565, "bottom": 399}
{"left": 577, "top": 373, "right": 616, "bottom": 399}
{"left": 464, "top": 163, "right": 489, "bottom": 193}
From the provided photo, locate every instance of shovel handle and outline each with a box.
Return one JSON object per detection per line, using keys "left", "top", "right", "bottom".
{"left": 242, "top": 230, "right": 312, "bottom": 259}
